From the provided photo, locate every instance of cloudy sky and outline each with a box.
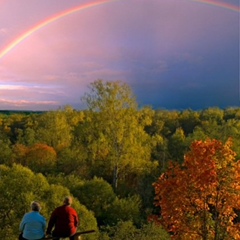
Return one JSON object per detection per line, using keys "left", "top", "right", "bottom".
{"left": 0, "top": 0, "right": 239, "bottom": 111}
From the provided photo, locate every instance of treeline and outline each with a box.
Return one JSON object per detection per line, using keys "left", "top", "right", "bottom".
{"left": 0, "top": 80, "right": 240, "bottom": 239}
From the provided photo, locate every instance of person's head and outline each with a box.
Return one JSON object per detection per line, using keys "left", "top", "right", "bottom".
{"left": 31, "top": 201, "right": 41, "bottom": 212}
{"left": 63, "top": 196, "right": 73, "bottom": 206}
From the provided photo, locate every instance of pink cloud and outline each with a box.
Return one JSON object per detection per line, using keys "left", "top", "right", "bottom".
{"left": 0, "top": 98, "right": 59, "bottom": 110}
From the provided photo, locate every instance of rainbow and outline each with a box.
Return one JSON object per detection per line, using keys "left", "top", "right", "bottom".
{"left": 0, "top": 0, "right": 239, "bottom": 60}
{"left": 0, "top": 0, "right": 117, "bottom": 60}
{"left": 191, "top": 0, "right": 239, "bottom": 12}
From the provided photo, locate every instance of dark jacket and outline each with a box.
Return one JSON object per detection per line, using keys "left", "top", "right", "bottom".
{"left": 46, "top": 205, "right": 79, "bottom": 237}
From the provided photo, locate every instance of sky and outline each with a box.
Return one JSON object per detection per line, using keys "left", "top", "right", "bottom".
{"left": 0, "top": 0, "right": 239, "bottom": 111}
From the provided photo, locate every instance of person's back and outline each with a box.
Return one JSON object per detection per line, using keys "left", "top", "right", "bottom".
{"left": 46, "top": 196, "right": 79, "bottom": 240}
{"left": 19, "top": 201, "right": 46, "bottom": 240}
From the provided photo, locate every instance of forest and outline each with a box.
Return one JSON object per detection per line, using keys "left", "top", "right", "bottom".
{"left": 0, "top": 80, "right": 240, "bottom": 240}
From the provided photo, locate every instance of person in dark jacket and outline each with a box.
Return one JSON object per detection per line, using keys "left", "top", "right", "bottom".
{"left": 46, "top": 196, "right": 79, "bottom": 240}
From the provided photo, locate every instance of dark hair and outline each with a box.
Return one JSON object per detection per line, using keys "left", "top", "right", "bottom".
{"left": 31, "top": 201, "right": 41, "bottom": 212}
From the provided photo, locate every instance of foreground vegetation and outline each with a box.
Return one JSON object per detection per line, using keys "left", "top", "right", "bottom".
{"left": 0, "top": 80, "right": 240, "bottom": 239}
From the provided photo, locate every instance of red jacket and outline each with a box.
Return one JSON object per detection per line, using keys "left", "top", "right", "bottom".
{"left": 46, "top": 205, "right": 79, "bottom": 237}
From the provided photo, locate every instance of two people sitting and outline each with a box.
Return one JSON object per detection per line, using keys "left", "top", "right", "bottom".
{"left": 19, "top": 196, "right": 79, "bottom": 240}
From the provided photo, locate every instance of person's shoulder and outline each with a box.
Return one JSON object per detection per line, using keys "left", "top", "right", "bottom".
{"left": 40, "top": 214, "right": 46, "bottom": 221}
{"left": 38, "top": 212, "right": 45, "bottom": 218}
{"left": 25, "top": 211, "right": 34, "bottom": 216}
{"left": 53, "top": 205, "right": 64, "bottom": 211}
{"left": 69, "top": 206, "right": 78, "bottom": 213}
{"left": 22, "top": 211, "right": 34, "bottom": 220}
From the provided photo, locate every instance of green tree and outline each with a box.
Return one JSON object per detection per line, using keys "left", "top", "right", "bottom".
{"left": 35, "top": 110, "right": 73, "bottom": 151}
{"left": 74, "top": 177, "right": 116, "bottom": 225}
{"left": 200, "top": 107, "right": 224, "bottom": 124}
{"left": 104, "top": 195, "right": 142, "bottom": 226}
{"left": 137, "top": 223, "right": 170, "bottom": 240}
{"left": 56, "top": 145, "right": 88, "bottom": 176}
{"left": 179, "top": 109, "right": 200, "bottom": 134}
{"left": 154, "top": 110, "right": 180, "bottom": 137}
{"left": 46, "top": 174, "right": 84, "bottom": 195}
{"left": 80, "top": 80, "right": 152, "bottom": 190}
{"left": 100, "top": 221, "right": 170, "bottom": 240}
{"left": 0, "top": 114, "right": 28, "bottom": 144}
{"left": 223, "top": 107, "right": 238, "bottom": 121}
{"left": 0, "top": 139, "right": 12, "bottom": 165}
{"left": 168, "top": 127, "right": 188, "bottom": 163}
{"left": 102, "top": 221, "right": 138, "bottom": 240}
{"left": 14, "top": 114, "right": 38, "bottom": 146}
{"left": 144, "top": 109, "right": 168, "bottom": 171}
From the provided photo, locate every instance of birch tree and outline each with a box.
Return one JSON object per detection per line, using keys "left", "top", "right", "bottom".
{"left": 80, "top": 80, "right": 152, "bottom": 190}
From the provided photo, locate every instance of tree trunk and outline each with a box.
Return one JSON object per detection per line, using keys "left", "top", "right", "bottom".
{"left": 113, "top": 163, "right": 118, "bottom": 190}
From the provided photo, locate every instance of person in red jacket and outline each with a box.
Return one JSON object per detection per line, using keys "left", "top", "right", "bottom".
{"left": 46, "top": 196, "right": 79, "bottom": 240}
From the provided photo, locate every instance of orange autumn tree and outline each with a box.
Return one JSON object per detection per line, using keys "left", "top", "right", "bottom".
{"left": 25, "top": 143, "right": 57, "bottom": 173}
{"left": 152, "top": 139, "right": 240, "bottom": 240}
